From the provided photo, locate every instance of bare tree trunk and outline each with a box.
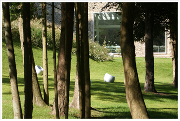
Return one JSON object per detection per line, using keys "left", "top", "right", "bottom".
{"left": 144, "top": 7, "right": 156, "bottom": 92}
{"left": 42, "top": 2, "right": 49, "bottom": 105}
{"left": 69, "top": 67, "right": 80, "bottom": 109}
{"left": 64, "top": 2, "right": 74, "bottom": 119}
{"left": 52, "top": 2, "right": 66, "bottom": 117}
{"left": 75, "top": 2, "right": 85, "bottom": 119}
{"left": 171, "top": 34, "right": 178, "bottom": 88}
{"left": 83, "top": 2, "right": 91, "bottom": 119}
{"left": 3, "top": 2, "right": 23, "bottom": 119}
{"left": 120, "top": 2, "right": 149, "bottom": 119}
{"left": 18, "top": 15, "right": 24, "bottom": 66}
{"left": 23, "top": 2, "right": 33, "bottom": 119}
{"left": 18, "top": 13, "right": 47, "bottom": 107}
{"left": 52, "top": 2, "right": 59, "bottom": 119}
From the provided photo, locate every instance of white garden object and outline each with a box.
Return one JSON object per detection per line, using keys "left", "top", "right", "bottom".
{"left": 35, "top": 65, "right": 43, "bottom": 75}
{"left": 104, "top": 73, "right": 115, "bottom": 83}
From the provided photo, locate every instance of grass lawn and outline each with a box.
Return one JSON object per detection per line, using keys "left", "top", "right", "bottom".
{"left": 1, "top": 39, "right": 178, "bottom": 119}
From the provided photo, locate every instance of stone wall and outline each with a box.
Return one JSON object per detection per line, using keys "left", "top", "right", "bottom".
{"left": 134, "top": 30, "right": 172, "bottom": 58}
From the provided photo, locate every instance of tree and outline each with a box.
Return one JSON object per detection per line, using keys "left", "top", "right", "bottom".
{"left": 64, "top": 2, "right": 74, "bottom": 119}
{"left": 120, "top": 2, "right": 149, "bottom": 119}
{"left": 18, "top": 7, "right": 47, "bottom": 107}
{"left": 167, "top": 3, "right": 178, "bottom": 88}
{"left": 53, "top": 2, "right": 66, "bottom": 117}
{"left": 75, "top": 2, "right": 85, "bottom": 119}
{"left": 23, "top": 2, "right": 33, "bottom": 119}
{"left": 144, "top": 3, "right": 156, "bottom": 92}
{"left": 3, "top": 2, "right": 23, "bottom": 119}
{"left": 52, "top": 2, "right": 59, "bottom": 119}
{"left": 83, "top": 2, "right": 91, "bottom": 119}
{"left": 42, "top": 2, "right": 49, "bottom": 105}
{"left": 69, "top": 67, "right": 80, "bottom": 109}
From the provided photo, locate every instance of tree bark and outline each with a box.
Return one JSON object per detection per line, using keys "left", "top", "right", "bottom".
{"left": 69, "top": 67, "right": 80, "bottom": 109}
{"left": 83, "top": 2, "right": 91, "bottom": 119}
{"left": 23, "top": 2, "right": 33, "bottom": 119}
{"left": 3, "top": 2, "right": 23, "bottom": 119}
{"left": 171, "top": 33, "right": 178, "bottom": 88}
{"left": 42, "top": 2, "right": 49, "bottom": 105}
{"left": 52, "top": 2, "right": 59, "bottom": 119}
{"left": 76, "top": 2, "right": 85, "bottom": 119}
{"left": 18, "top": 13, "right": 47, "bottom": 107}
{"left": 120, "top": 2, "right": 149, "bottom": 119}
{"left": 144, "top": 7, "right": 156, "bottom": 92}
{"left": 64, "top": 2, "right": 74, "bottom": 119}
{"left": 52, "top": 2, "right": 66, "bottom": 117}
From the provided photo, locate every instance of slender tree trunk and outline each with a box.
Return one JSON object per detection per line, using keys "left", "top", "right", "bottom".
{"left": 171, "top": 33, "right": 178, "bottom": 88}
{"left": 3, "top": 2, "right": 23, "bottom": 119}
{"left": 18, "top": 13, "right": 47, "bottom": 107}
{"left": 64, "top": 2, "right": 74, "bottom": 119}
{"left": 75, "top": 2, "right": 85, "bottom": 119}
{"left": 52, "top": 2, "right": 59, "bottom": 119}
{"left": 144, "top": 8, "right": 156, "bottom": 92}
{"left": 54, "top": 2, "right": 66, "bottom": 117}
{"left": 42, "top": 2, "right": 49, "bottom": 105}
{"left": 23, "top": 2, "right": 33, "bottom": 119}
{"left": 120, "top": 2, "right": 149, "bottom": 119}
{"left": 69, "top": 67, "right": 80, "bottom": 109}
{"left": 83, "top": 2, "right": 91, "bottom": 119}
{"left": 18, "top": 15, "right": 24, "bottom": 67}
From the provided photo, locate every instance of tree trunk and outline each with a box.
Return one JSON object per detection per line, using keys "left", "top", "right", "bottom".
{"left": 83, "top": 2, "right": 91, "bottom": 119}
{"left": 52, "top": 2, "right": 59, "bottom": 119}
{"left": 171, "top": 33, "right": 178, "bottom": 88}
{"left": 144, "top": 7, "right": 156, "bottom": 92}
{"left": 69, "top": 67, "right": 80, "bottom": 109}
{"left": 64, "top": 2, "right": 74, "bottom": 119}
{"left": 76, "top": 2, "right": 85, "bottom": 119}
{"left": 18, "top": 15, "right": 24, "bottom": 67}
{"left": 42, "top": 2, "right": 49, "bottom": 105}
{"left": 52, "top": 2, "right": 66, "bottom": 117}
{"left": 120, "top": 2, "right": 149, "bottom": 119}
{"left": 18, "top": 13, "right": 47, "bottom": 107}
{"left": 23, "top": 2, "right": 33, "bottom": 119}
{"left": 3, "top": 2, "right": 23, "bottom": 119}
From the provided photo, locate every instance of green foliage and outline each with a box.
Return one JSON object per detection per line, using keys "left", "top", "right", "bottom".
{"left": 89, "top": 40, "right": 113, "bottom": 62}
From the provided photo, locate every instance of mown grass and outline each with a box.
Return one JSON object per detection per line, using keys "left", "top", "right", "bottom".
{"left": 2, "top": 37, "right": 178, "bottom": 119}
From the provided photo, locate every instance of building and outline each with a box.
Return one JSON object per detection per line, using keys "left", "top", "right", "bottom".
{"left": 88, "top": 2, "right": 172, "bottom": 58}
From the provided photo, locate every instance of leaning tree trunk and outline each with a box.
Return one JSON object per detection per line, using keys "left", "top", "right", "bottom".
{"left": 120, "top": 2, "right": 149, "bottom": 119}
{"left": 3, "top": 2, "right": 23, "bottom": 119}
{"left": 18, "top": 14, "right": 47, "bottom": 107}
{"left": 42, "top": 2, "right": 49, "bottom": 105}
{"left": 144, "top": 7, "right": 156, "bottom": 92}
{"left": 23, "top": 2, "right": 33, "bottom": 119}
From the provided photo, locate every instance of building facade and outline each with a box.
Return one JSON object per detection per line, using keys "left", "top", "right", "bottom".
{"left": 88, "top": 2, "right": 172, "bottom": 58}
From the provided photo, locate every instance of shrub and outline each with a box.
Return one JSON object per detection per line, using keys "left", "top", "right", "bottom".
{"left": 89, "top": 40, "right": 113, "bottom": 62}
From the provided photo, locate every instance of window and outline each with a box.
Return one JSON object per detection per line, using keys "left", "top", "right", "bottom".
{"left": 153, "top": 32, "right": 166, "bottom": 53}
{"left": 93, "top": 12, "right": 121, "bottom": 53}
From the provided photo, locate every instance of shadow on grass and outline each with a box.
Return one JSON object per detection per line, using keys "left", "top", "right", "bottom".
{"left": 90, "top": 79, "right": 126, "bottom": 103}
{"left": 147, "top": 108, "right": 178, "bottom": 119}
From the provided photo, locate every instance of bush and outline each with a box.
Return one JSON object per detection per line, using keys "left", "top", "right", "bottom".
{"left": 89, "top": 40, "right": 113, "bottom": 62}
